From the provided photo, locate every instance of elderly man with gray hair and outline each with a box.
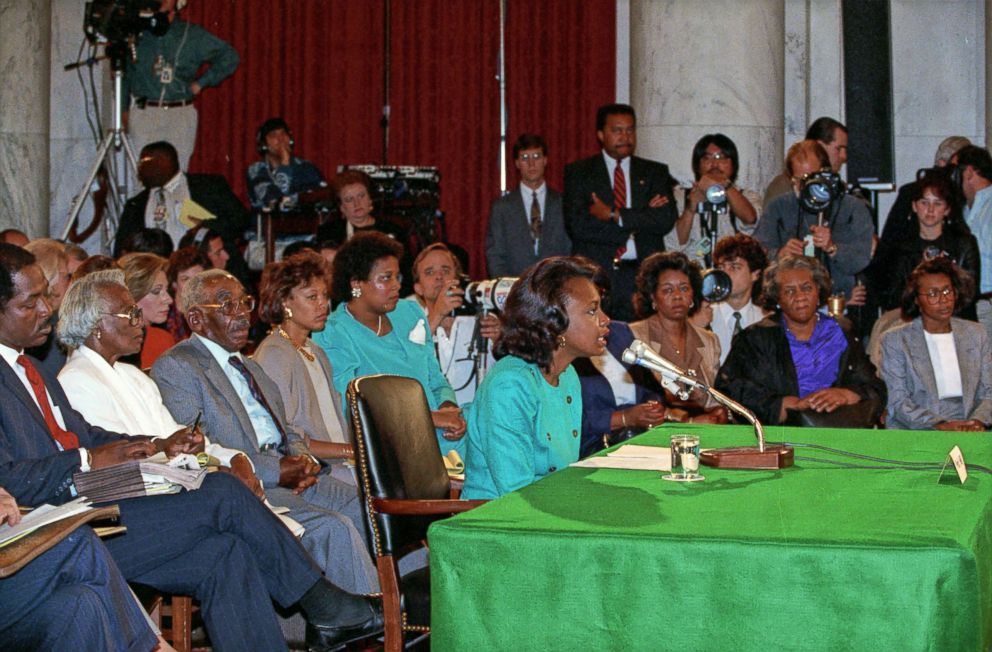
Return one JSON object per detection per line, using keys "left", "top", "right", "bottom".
{"left": 151, "top": 269, "right": 380, "bottom": 596}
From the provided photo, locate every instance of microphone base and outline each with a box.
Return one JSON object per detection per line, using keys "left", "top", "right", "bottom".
{"left": 700, "top": 445, "right": 794, "bottom": 470}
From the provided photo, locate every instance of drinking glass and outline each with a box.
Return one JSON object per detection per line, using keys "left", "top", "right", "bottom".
{"left": 663, "top": 434, "right": 704, "bottom": 482}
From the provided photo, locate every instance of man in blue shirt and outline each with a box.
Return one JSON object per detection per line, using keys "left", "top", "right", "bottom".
{"left": 247, "top": 117, "right": 327, "bottom": 212}
{"left": 124, "top": 0, "right": 239, "bottom": 171}
{"left": 959, "top": 146, "right": 992, "bottom": 340}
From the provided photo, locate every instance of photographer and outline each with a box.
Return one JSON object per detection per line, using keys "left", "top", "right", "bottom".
{"left": 754, "top": 140, "right": 873, "bottom": 299}
{"left": 124, "top": 0, "right": 240, "bottom": 171}
{"left": 410, "top": 243, "right": 500, "bottom": 405}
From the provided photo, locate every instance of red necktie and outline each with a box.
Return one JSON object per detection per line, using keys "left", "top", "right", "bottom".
{"left": 17, "top": 355, "right": 80, "bottom": 450}
{"left": 613, "top": 159, "right": 628, "bottom": 263}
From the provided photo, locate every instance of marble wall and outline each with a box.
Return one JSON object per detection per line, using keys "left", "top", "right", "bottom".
{"left": 0, "top": 0, "right": 51, "bottom": 237}
{"left": 629, "top": 0, "right": 786, "bottom": 196}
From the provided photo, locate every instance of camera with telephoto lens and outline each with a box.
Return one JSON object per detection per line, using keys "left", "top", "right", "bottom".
{"left": 460, "top": 277, "right": 518, "bottom": 315}
{"left": 799, "top": 169, "right": 844, "bottom": 213}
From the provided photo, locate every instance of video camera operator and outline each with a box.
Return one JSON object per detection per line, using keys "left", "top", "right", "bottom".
{"left": 409, "top": 243, "right": 501, "bottom": 404}
{"left": 754, "top": 140, "right": 874, "bottom": 300}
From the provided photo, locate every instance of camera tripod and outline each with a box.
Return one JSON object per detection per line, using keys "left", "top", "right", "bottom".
{"left": 61, "top": 45, "right": 139, "bottom": 244}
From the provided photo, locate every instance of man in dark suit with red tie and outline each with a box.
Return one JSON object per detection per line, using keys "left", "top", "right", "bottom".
{"left": 564, "top": 103, "right": 678, "bottom": 320}
{"left": 0, "top": 243, "right": 382, "bottom": 651}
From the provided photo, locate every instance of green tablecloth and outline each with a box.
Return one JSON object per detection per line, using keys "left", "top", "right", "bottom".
{"left": 428, "top": 424, "right": 992, "bottom": 651}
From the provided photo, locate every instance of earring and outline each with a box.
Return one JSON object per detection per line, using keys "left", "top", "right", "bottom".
{"left": 95, "top": 330, "right": 102, "bottom": 340}
{"left": 283, "top": 306, "right": 293, "bottom": 319}
{"left": 351, "top": 286, "right": 362, "bottom": 299}
{"left": 557, "top": 335, "right": 566, "bottom": 349}
{"left": 651, "top": 301, "right": 657, "bottom": 311}
{"left": 689, "top": 301, "right": 695, "bottom": 309}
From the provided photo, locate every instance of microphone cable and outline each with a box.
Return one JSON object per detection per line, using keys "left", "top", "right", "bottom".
{"left": 769, "top": 440, "right": 992, "bottom": 475}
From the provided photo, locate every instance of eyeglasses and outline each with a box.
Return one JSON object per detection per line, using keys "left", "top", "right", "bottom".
{"left": 518, "top": 153, "right": 545, "bottom": 162}
{"left": 701, "top": 152, "right": 729, "bottom": 162}
{"left": 101, "top": 305, "right": 143, "bottom": 327}
{"left": 197, "top": 295, "right": 256, "bottom": 315}
{"left": 918, "top": 287, "right": 956, "bottom": 304}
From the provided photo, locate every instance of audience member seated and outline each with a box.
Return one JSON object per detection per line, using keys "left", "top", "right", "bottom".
{"left": 881, "top": 258, "right": 990, "bottom": 431}
{"left": 247, "top": 117, "right": 326, "bottom": 212}
{"left": 410, "top": 242, "right": 501, "bottom": 405}
{"left": 23, "top": 239, "right": 72, "bottom": 375}
{"left": 255, "top": 252, "right": 355, "bottom": 484}
{"left": 764, "top": 116, "right": 848, "bottom": 205}
{"left": 666, "top": 133, "right": 760, "bottom": 266}
{"left": 116, "top": 226, "right": 175, "bottom": 259}
{"left": 71, "top": 254, "right": 119, "bottom": 282}
{"left": 709, "top": 233, "right": 770, "bottom": 364}
{"left": 164, "top": 246, "right": 210, "bottom": 342}
{"left": 57, "top": 269, "right": 263, "bottom": 496}
{"left": 958, "top": 145, "right": 992, "bottom": 342}
{"left": 314, "top": 232, "right": 467, "bottom": 456}
{"left": 485, "top": 133, "right": 571, "bottom": 276}
{"left": 754, "top": 139, "right": 873, "bottom": 300}
{"left": 716, "top": 255, "right": 886, "bottom": 426}
{"left": 869, "top": 172, "right": 979, "bottom": 320}
{"left": 463, "top": 257, "right": 609, "bottom": 499}
{"left": 152, "top": 269, "right": 379, "bottom": 594}
{"left": 629, "top": 252, "right": 727, "bottom": 424}
{"left": 316, "top": 170, "right": 406, "bottom": 247}
{"left": 115, "top": 140, "right": 249, "bottom": 281}
{"left": 178, "top": 225, "right": 230, "bottom": 272}
{"left": 0, "top": 243, "right": 384, "bottom": 652}
{"left": 0, "top": 228, "right": 28, "bottom": 246}
{"left": 117, "top": 253, "right": 176, "bottom": 369}
{"left": 0, "top": 486, "right": 158, "bottom": 652}
{"left": 61, "top": 243, "right": 88, "bottom": 276}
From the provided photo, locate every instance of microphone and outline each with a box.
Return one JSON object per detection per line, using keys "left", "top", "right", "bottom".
{"left": 622, "top": 340, "right": 793, "bottom": 470}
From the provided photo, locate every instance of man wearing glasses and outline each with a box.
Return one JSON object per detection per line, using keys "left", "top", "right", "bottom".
{"left": 486, "top": 133, "right": 571, "bottom": 277}
{"left": 151, "top": 269, "right": 380, "bottom": 596}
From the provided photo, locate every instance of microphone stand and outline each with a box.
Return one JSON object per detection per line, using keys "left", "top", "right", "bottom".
{"left": 622, "top": 341, "right": 793, "bottom": 470}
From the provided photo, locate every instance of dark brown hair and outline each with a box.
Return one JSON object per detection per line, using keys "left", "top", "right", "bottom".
{"left": 633, "top": 251, "right": 703, "bottom": 319}
{"left": 259, "top": 251, "right": 331, "bottom": 325}
{"left": 900, "top": 256, "right": 974, "bottom": 319}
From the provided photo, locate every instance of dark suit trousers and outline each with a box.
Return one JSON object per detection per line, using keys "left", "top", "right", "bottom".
{"left": 102, "top": 472, "right": 322, "bottom": 652}
{"left": 0, "top": 528, "right": 157, "bottom": 652}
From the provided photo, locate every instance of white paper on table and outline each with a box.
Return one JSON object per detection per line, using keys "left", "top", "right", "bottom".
{"left": 571, "top": 456, "right": 671, "bottom": 472}
{"left": 606, "top": 445, "right": 670, "bottom": 460}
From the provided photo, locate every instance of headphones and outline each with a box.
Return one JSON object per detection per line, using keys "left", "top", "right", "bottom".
{"left": 256, "top": 117, "right": 294, "bottom": 154}
{"left": 193, "top": 226, "right": 210, "bottom": 246}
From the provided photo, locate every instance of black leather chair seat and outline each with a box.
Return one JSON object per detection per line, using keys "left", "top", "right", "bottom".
{"left": 400, "top": 566, "right": 431, "bottom": 629}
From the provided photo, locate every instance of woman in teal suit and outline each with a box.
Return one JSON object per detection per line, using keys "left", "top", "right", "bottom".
{"left": 313, "top": 232, "right": 467, "bottom": 455}
{"left": 463, "top": 257, "right": 610, "bottom": 499}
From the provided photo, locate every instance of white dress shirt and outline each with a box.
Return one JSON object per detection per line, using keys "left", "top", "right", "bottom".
{"left": 142, "top": 170, "right": 191, "bottom": 246}
{"left": 923, "top": 331, "right": 963, "bottom": 399}
{"left": 711, "top": 300, "right": 766, "bottom": 364}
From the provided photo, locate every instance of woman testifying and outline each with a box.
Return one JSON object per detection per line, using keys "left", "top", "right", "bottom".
{"left": 462, "top": 257, "right": 610, "bottom": 499}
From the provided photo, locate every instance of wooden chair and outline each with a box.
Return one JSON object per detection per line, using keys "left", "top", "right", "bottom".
{"left": 144, "top": 593, "right": 194, "bottom": 652}
{"left": 346, "top": 374, "right": 485, "bottom": 651}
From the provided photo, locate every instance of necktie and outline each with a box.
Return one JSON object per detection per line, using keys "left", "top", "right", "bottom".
{"left": 17, "top": 355, "right": 80, "bottom": 450}
{"left": 732, "top": 311, "right": 743, "bottom": 336}
{"left": 613, "top": 159, "right": 628, "bottom": 264}
{"left": 530, "top": 191, "right": 542, "bottom": 244}
{"left": 228, "top": 356, "right": 287, "bottom": 450}
{"left": 153, "top": 189, "right": 168, "bottom": 230}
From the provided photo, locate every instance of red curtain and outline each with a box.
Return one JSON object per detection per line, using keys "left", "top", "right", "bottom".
{"left": 186, "top": 0, "right": 614, "bottom": 278}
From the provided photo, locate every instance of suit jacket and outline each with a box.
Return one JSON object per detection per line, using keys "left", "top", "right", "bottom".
{"left": 151, "top": 336, "right": 307, "bottom": 486}
{"left": 630, "top": 317, "right": 722, "bottom": 409}
{"left": 563, "top": 153, "right": 678, "bottom": 272}
{"left": 0, "top": 355, "right": 125, "bottom": 506}
{"left": 572, "top": 321, "right": 663, "bottom": 458}
{"left": 252, "top": 332, "right": 352, "bottom": 446}
{"left": 880, "top": 317, "right": 992, "bottom": 429}
{"left": 715, "top": 314, "right": 886, "bottom": 425}
{"left": 114, "top": 173, "right": 248, "bottom": 258}
{"left": 485, "top": 187, "right": 571, "bottom": 277}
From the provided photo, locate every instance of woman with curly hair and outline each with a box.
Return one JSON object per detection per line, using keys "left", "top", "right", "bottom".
{"left": 629, "top": 251, "right": 727, "bottom": 423}
{"left": 313, "top": 231, "right": 465, "bottom": 455}
{"left": 462, "top": 256, "right": 610, "bottom": 499}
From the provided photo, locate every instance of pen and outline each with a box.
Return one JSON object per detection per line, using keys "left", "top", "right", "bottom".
{"left": 191, "top": 412, "right": 202, "bottom": 432}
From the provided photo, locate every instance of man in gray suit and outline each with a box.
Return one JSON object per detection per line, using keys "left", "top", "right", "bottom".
{"left": 486, "top": 134, "right": 571, "bottom": 277}
{"left": 151, "top": 269, "right": 378, "bottom": 595}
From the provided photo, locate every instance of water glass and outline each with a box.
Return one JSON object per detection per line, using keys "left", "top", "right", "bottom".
{"left": 663, "top": 434, "right": 704, "bottom": 482}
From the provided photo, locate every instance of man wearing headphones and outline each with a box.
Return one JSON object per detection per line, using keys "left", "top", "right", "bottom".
{"left": 124, "top": 0, "right": 239, "bottom": 173}
{"left": 246, "top": 117, "right": 326, "bottom": 212}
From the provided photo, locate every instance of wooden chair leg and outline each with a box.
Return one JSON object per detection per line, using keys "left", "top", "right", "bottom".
{"left": 378, "top": 555, "right": 404, "bottom": 652}
{"left": 170, "top": 595, "right": 193, "bottom": 652}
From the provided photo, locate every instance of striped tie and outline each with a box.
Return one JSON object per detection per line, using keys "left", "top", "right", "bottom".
{"left": 530, "top": 190, "right": 541, "bottom": 243}
{"left": 613, "top": 160, "right": 626, "bottom": 210}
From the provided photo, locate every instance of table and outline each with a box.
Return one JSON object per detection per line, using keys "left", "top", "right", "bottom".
{"left": 428, "top": 425, "right": 992, "bottom": 651}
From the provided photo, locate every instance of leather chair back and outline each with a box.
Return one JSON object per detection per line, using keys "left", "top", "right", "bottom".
{"left": 347, "top": 374, "right": 452, "bottom": 557}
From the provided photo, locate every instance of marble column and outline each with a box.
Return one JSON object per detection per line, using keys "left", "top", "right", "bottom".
{"left": 0, "top": 0, "right": 51, "bottom": 237}
{"left": 629, "top": 0, "right": 786, "bottom": 195}
{"left": 987, "top": 0, "right": 991, "bottom": 147}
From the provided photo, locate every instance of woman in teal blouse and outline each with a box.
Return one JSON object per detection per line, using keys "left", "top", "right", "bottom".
{"left": 463, "top": 257, "right": 610, "bottom": 499}
{"left": 313, "top": 231, "right": 467, "bottom": 455}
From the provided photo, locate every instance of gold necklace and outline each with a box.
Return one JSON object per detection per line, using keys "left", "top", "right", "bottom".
{"left": 275, "top": 326, "right": 315, "bottom": 362}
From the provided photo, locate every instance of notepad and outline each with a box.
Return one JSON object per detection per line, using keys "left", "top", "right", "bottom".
{"left": 570, "top": 444, "right": 672, "bottom": 472}
{"left": 0, "top": 497, "right": 94, "bottom": 548}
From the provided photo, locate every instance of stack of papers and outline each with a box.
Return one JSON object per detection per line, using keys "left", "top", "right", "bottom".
{"left": 73, "top": 457, "right": 208, "bottom": 503}
{"left": 571, "top": 444, "right": 672, "bottom": 472}
{"left": 0, "top": 497, "right": 93, "bottom": 548}
{"left": 444, "top": 450, "right": 465, "bottom": 480}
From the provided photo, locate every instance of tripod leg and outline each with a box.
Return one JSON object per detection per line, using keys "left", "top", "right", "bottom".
{"left": 60, "top": 132, "right": 117, "bottom": 242}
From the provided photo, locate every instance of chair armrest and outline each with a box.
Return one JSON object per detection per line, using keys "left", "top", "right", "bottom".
{"left": 371, "top": 497, "right": 486, "bottom": 516}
